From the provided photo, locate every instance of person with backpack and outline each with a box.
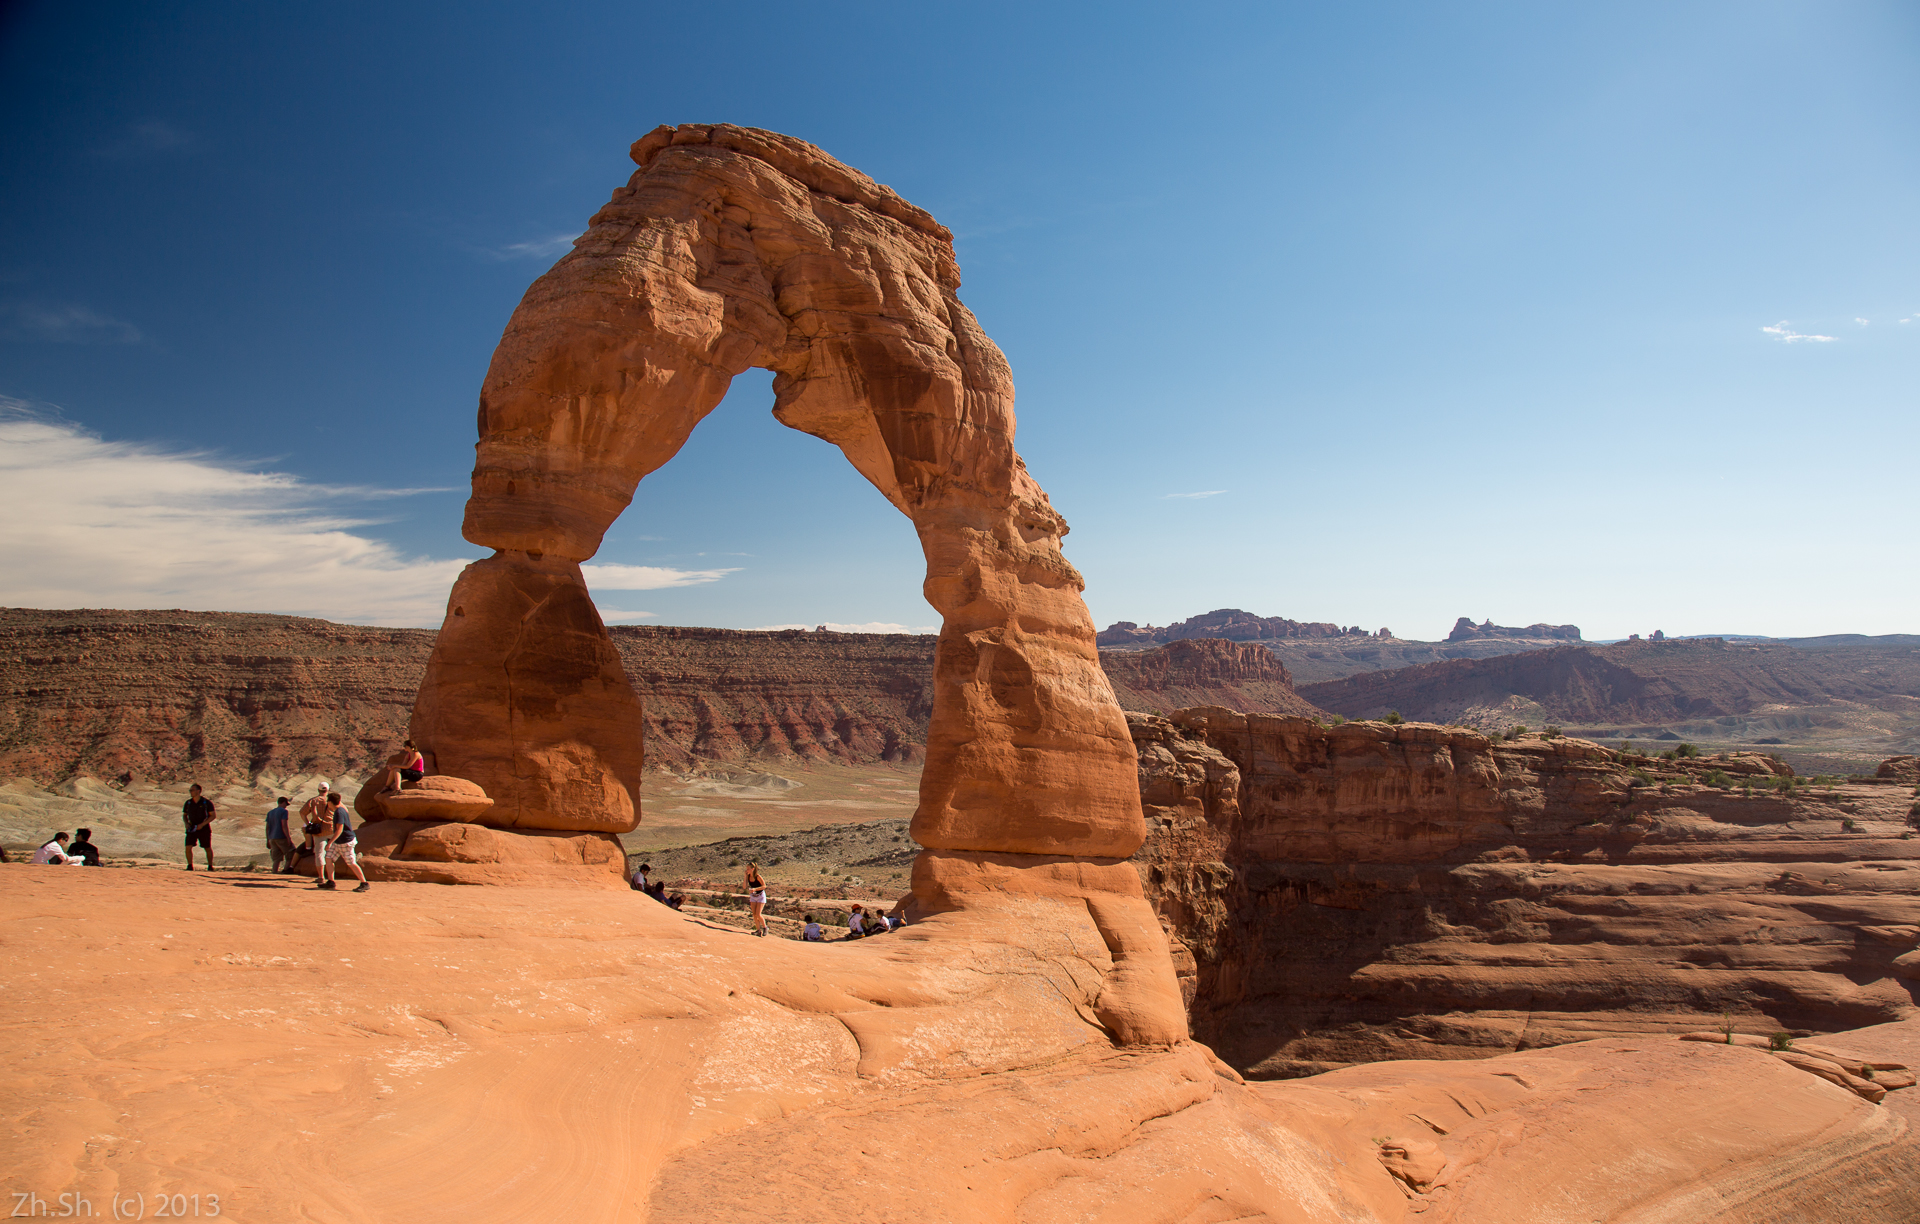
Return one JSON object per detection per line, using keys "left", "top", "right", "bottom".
{"left": 315, "top": 792, "right": 369, "bottom": 893}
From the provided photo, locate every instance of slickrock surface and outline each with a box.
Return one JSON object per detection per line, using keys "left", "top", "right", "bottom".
{"left": 0, "top": 609, "right": 1314, "bottom": 788}
{"left": 1130, "top": 708, "right": 1920, "bottom": 1077}
{"left": 7, "top": 864, "right": 1917, "bottom": 1223}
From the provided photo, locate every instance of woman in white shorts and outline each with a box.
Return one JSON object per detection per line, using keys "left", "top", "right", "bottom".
{"left": 744, "top": 862, "right": 768, "bottom": 937}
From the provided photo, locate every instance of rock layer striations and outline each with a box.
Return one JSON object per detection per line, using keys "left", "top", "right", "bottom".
{"left": 1130, "top": 708, "right": 1920, "bottom": 1076}
{"left": 409, "top": 125, "right": 1183, "bottom": 1041}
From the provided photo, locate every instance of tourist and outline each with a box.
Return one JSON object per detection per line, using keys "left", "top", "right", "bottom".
{"left": 67, "top": 827, "right": 101, "bottom": 866}
{"left": 744, "top": 861, "right": 768, "bottom": 937}
{"left": 847, "top": 905, "right": 865, "bottom": 938}
{"left": 802, "top": 914, "right": 823, "bottom": 941}
{"left": 265, "top": 797, "right": 297, "bottom": 873}
{"left": 665, "top": 893, "right": 686, "bottom": 911}
{"left": 182, "top": 783, "right": 215, "bottom": 871}
{"left": 31, "top": 832, "right": 71, "bottom": 864}
{"left": 381, "top": 740, "right": 426, "bottom": 795}
{"left": 317, "top": 792, "right": 369, "bottom": 893}
{"left": 631, "top": 861, "right": 651, "bottom": 892}
{"left": 868, "top": 911, "right": 892, "bottom": 934}
{"left": 299, "top": 782, "right": 331, "bottom": 863}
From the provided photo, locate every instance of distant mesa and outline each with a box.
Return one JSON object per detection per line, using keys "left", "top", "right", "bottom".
{"left": 1099, "top": 608, "right": 1390, "bottom": 648}
{"left": 1446, "top": 616, "right": 1582, "bottom": 643}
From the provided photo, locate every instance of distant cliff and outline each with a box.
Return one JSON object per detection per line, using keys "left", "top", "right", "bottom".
{"left": 1447, "top": 616, "right": 1581, "bottom": 643}
{"left": 1099, "top": 608, "right": 1387, "bottom": 648}
{"left": 1299, "top": 636, "right": 1920, "bottom": 728}
{"left": 0, "top": 609, "right": 1320, "bottom": 784}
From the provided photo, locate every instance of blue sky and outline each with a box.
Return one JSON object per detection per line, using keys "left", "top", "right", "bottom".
{"left": 1, "top": 1, "right": 1914, "bottom": 638}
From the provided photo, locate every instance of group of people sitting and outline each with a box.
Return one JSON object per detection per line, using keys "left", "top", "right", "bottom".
{"left": 628, "top": 862, "right": 687, "bottom": 910}
{"left": 28, "top": 828, "right": 101, "bottom": 865}
{"left": 801, "top": 903, "right": 900, "bottom": 941}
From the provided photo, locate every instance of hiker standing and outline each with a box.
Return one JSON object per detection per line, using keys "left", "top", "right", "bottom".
{"left": 744, "top": 862, "right": 768, "bottom": 937}
{"left": 265, "top": 797, "right": 297, "bottom": 873}
{"left": 182, "top": 784, "right": 215, "bottom": 871}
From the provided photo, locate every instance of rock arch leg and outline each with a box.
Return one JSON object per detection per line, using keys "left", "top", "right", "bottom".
{"left": 411, "top": 125, "right": 1186, "bottom": 1042}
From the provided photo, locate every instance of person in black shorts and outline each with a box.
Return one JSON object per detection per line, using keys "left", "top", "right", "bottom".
{"left": 182, "top": 783, "right": 215, "bottom": 871}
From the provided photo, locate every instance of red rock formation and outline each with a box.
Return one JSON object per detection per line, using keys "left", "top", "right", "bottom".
{"left": 408, "top": 124, "right": 1183, "bottom": 1042}
{"left": 1880, "top": 756, "right": 1920, "bottom": 785}
{"left": 1098, "top": 607, "right": 1352, "bottom": 647}
{"left": 1447, "top": 616, "right": 1582, "bottom": 642}
{"left": 419, "top": 124, "right": 1140, "bottom": 856}
{"left": 1131, "top": 708, "right": 1920, "bottom": 1076}
{"left": 1100, "top": 637, "right": 1322, "bottom": 718}
{"left": 0, "top": 608, "right": 433, "bottom": 786}
{"left": 0, "top": 609, "right": 1320, "bottom": 786}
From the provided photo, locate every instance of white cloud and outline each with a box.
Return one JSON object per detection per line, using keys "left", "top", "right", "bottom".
{"left": 1760, "top": 321, "right": 1835, "bottom": 343}
{"left": 579, "top": 562, "right": 738, "bottom": 589}
{"left": 751, "top": 621, "right": 936, "bottom": 634}
{"left": 490, "top": 233, "right": 581, "bottom": 260}
{"left": 1162, "top": 490, "right": 1226, "bottom": 499}
{"left": 0, "top": 406, "right": 475, "bottom": 626}
{"left": 593, "top": 607, "right": 658, "bottom": 622}
{"left": 1855, "top": 318, "right": 1870, "bottom": 326}
{"left": 1, "top": 304, "right": 144, "bottom": 345}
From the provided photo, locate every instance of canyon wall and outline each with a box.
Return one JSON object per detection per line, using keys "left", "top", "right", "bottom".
{"left": 0, "top": 609, "right": 1313, "bottom": 784}
{"left": 1130, "top": 707, "right": 1920, "bottom": 1077}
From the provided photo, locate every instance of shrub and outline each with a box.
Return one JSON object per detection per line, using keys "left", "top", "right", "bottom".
{"left": 1543, "top": 725, "right": 1562, "bottom": 739}
{"left": 1769, "top": 1032, "right": 1794, "bottom": 1052}
{"left": 1659, "top": 749, "right": 1678, "bottom": 761}
{"left": 1705, "top": 770, "right": 1732, "bottom": 789}
{"left": 1629, "top": 769, "right": 1653, "bottom": 788}
{"left": 1383, "top": 711, "right": 1404, "bottom": 725}
{"left": 1841, "top": 818, "right": 1859, "bottom": 832}
{"left": 1506, "top": 725, "right": 1527, "bottom": 741}
{"left": 1676, "top": 743, "right": 1700, "bottom": 759}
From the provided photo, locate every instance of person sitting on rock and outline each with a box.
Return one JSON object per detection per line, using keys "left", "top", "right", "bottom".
{"left": 67, "top": 827, "right": 101, "bottom": 866}
{"left": 665, "top": 893, "right": 686, "bottom": 911}
{"left": 31, "top": 832, "right": 71, "bottom": 864}
{"left": 380, "top": 740, "right": 427, "bottom": 795}
{"left": 846, "top": 905, "right": 866, "bottom": 939}
{"left": 802, "top": 915, "right": 823, "bottom": 941}
{"left": 631, "top": 861, "right": 652, "bottom": 892}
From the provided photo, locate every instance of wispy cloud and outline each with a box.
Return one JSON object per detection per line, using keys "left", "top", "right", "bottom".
{"left": 93, "top": 120, "right": 196, "bottom": 159}
{"left": 753, "top": 621, "right": 937, "bottom": 634}
{"left": 579, "top": 562, "right": 739, "bottom": 589}
{"left": 1854, "top": 318, "right": 1870, "bottom": 326}
{"left": 487, "top": 233, "right": 581, "bottom": 261}
{"left": 1, "top": 303, "right": 144, "bottom": 345}
{"left": 1761, "top": 321, "right": 1835, "bottom": 344}
{"left": 0, "top": 404, "right": 474, "bottom": 626}
{"left": 1162, "top": 489, "right": 1226, "bottom": 500}
{"left": 593, "top": 607, "right": 659, "bottom": 622}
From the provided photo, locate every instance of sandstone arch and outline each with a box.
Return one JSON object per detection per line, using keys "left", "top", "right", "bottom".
{"left": 409, "top": 124, "right": 1183, "bottom": 1042}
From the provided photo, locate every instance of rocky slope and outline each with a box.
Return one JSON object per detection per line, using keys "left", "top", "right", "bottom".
{"left": 1129, "top": 707, "right": 1920, "bottom": 1078}
{"left": 11, "top": 864, "right": 1920, "bottom": 1223}
{"left": 0, "top": 609, "right": 1318, "bottom": 785}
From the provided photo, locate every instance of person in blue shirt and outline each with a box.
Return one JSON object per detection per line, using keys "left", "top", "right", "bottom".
{"left": 265, "top": 797, "right": 296, "bottom": 874}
